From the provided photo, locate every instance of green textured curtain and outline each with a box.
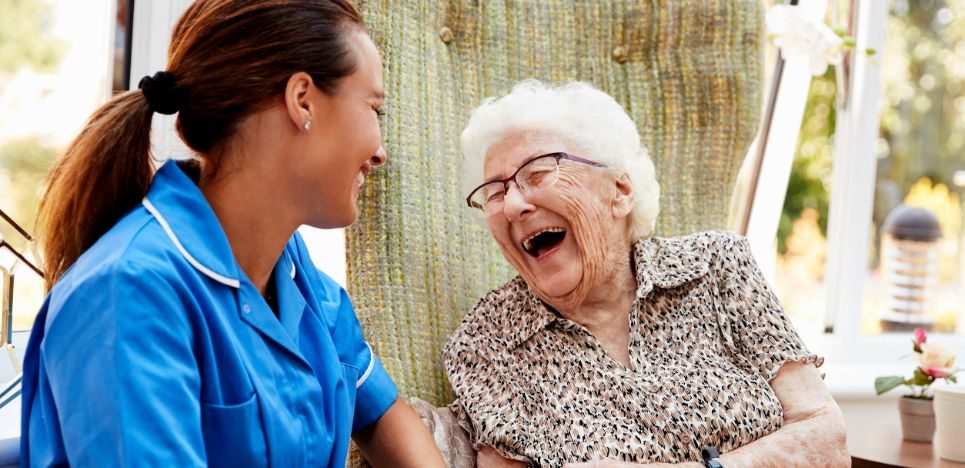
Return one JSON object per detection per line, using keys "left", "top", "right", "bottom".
{"left": 348, "top": 0, "right": 763, "bottom": 414}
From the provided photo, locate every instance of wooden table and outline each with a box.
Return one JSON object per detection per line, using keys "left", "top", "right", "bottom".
{"left": 840, "top": 399, "right": 965, "bottom": 467}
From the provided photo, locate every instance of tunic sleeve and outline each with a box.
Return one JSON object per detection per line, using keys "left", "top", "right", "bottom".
{"left": 291, "top": 231, "right": 399, "bottom": 432}
{"left": 715, "top": 235, "right": 823, "bottom": 381}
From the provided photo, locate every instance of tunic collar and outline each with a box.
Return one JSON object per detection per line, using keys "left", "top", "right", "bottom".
{"left": 142, "top": 160, "right": 243, "bottom": 288}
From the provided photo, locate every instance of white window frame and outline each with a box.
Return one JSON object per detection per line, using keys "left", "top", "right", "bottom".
{"left": 742, "top": 1, "right": 827, "bottom": 282}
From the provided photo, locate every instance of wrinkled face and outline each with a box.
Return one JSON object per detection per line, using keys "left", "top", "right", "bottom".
{"left": 482, "top": 132, "right": 633, "bottom": 307}
{"left": 304, "top": 30, "right": 386, "bottom": 228}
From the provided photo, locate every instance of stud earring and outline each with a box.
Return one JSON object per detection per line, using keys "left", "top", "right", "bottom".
{"left": 303, "top": 120, "right": 312, "bottom": 131}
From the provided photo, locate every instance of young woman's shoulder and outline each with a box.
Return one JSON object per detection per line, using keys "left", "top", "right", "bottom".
{"left": 55, "top": 204, "right": 189, "bottom": 292}
{"left": 38, "top": 205, "right": 204, "bottom": 368}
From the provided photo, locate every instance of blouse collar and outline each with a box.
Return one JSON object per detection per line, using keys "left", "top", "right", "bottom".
{"left": 497, "top": 235, "right": 713, "bottom": 352}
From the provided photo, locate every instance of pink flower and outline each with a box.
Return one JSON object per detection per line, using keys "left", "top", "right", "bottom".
{"left": 915, "top": 327, "right": 928, "bottom": 346}
{"left": 914, "top": 327, "right": 927, "bottom": 349}
{"left": 925, "top": 367, "right": 951, "bottom": 378}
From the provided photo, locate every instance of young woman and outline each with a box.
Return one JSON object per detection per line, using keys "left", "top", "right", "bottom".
{"left": 20, "top": 1, "right": 445, "bottom": 466}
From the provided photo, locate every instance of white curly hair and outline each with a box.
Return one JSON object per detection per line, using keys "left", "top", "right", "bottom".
{"left": 460, "top": 79, "right": 660, "bottom": 239}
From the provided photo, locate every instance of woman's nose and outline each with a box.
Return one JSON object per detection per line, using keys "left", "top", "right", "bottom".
{"left": 370, "top": 145, "right": 387, "bottom": 167}
{"left": 501, "top": 184, "right": 534, "bottom": 220}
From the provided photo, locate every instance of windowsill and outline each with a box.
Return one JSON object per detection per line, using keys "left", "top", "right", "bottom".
{"left": 826, "top": 363, "right": 908, "bottom": 401}
{"left": 812, "top": 333, "right": 965, "bottom": 402}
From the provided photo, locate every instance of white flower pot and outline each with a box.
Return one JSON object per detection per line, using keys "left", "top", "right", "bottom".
{"left": 934, "top": 386, "right": 965, "bottom": 462}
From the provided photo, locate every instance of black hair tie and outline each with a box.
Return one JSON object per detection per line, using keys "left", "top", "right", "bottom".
{"left": 138, "top": 71, "right": 180, "bottom": 115}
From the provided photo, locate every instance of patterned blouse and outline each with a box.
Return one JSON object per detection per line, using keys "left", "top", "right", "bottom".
{"left": 444, "top": 231, "right": 822, "bottom": 467}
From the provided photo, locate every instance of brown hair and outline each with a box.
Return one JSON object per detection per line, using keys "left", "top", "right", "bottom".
{"left": 37, "top": 0, "right": 365, "bottom": 289}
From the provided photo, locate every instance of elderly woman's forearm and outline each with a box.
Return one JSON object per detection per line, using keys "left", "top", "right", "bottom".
{"left": 715, "top": 408, "right": 849, "bottom": 468}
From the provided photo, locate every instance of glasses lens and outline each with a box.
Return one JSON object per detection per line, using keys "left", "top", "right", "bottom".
{"left": 517, "top": 156, "right": 559, "bottom": 190}
{"left": 470, "top": 182, "right": 506, "bottom": 211}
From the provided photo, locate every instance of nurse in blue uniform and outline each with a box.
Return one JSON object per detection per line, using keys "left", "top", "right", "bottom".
{"left": 20, "top": 1, "right": 445, "bottom": 467}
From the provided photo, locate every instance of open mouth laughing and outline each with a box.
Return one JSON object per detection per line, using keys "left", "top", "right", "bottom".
{"left": 521, "top": 227, "right": 567, "bottom": 258}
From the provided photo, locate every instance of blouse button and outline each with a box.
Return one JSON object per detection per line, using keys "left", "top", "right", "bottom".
{"left": 243, "top": 304, "right": 251, "bottom": 314}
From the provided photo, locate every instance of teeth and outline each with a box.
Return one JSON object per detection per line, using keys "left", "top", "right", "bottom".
{"left": 522, "top": 227, "right": 566, "bottom": 252}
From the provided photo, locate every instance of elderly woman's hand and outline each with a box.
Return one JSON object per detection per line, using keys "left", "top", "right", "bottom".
{"left": 477, "top": 445, "right": 527, "bottom": 468}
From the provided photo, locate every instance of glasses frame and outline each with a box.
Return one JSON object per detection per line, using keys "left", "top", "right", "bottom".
{"left": 465, "top": 151, "right": 606, "bottom": 211}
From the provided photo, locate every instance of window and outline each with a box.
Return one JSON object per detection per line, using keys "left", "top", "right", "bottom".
{"left": 0, "top": 0, "right": 125, "bottom": 333}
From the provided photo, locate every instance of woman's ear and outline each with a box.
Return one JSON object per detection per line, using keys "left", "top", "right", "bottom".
{"left": 284, "top": 72, "right": 314, "bottom": 132}
{"left": 611, "top": 172, "right": 634, "bottom": 218}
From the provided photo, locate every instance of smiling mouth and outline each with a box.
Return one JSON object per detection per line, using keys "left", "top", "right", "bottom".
{"left": 521, "top": 227, "right": 567, "bottom": 258}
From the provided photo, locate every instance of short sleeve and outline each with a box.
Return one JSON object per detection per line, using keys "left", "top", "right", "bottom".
{"left": 444, "top": 312, "right": 533, "bottom": 465}
{"left": 715, "top": 235, "right": 823, "bottom": 381}
{"left": 349, "top": 336, "right": 398, "bottom": 431}
{"left": 321, "top": 277, "right": 398, "bottom": 432}
{"left": 289, "top": 232, "right": 399, "bottom": 431}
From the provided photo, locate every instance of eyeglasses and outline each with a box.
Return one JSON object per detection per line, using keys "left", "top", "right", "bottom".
{"left": 465, "top": 152, "right": 606, "bottom": 212}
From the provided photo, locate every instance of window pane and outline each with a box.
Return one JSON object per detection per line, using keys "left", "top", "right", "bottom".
{"left": 0, "top": 0, "right": 118, "bottom": 332}
{"left": 860, "top": 0, "right": 964, "bottom": 336}
{"left": 774, "top": 72, "right": 836, "bottom": 339}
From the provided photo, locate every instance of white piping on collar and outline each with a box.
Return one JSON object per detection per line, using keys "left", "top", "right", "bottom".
{"left": 356, "top": 343, "right": 376, "bottom": 389}
{"left": 143, "top": 198, "right": 241, "bottom": 289}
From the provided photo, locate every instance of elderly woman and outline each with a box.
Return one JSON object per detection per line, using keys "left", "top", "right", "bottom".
{"left": 443, "top": 80, "right": 848, "bottom": 468}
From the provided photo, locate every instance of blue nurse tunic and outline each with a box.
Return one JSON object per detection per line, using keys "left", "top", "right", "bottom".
{"left": 20, "top": 160, "right": 399, "bottom": 467}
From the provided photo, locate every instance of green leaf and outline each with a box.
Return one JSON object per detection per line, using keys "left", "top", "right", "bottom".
{"left": 949, "top": 374, "right": 958, "bottom": 384}
{"left": 865, "top": 48, "right": 877, "bottom": 56}
{"left": 913, "top": 368, "right": 933, "bottom": 386}
{"left": 875, "top": 376, "right": 906, "bottom": 395}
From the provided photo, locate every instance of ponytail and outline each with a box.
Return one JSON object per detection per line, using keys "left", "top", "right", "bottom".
{"left": 37, "top": 91, "right": 155, "bottom": 290}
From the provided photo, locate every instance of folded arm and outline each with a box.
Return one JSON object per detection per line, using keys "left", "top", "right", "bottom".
{"left": 711, "top": 361, "right": 849, "bottom": 468}
{"left": 564, "top": 361, "right": 849, "bottom": 468}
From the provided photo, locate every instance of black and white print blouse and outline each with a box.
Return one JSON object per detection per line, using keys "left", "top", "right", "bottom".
{"left": 444, "top": 231, "right": 822, "bottom": 468}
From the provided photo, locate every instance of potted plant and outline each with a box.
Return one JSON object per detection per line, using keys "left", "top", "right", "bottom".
{"left": 875, "top": 328, "right": 960, "bottom": 442}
